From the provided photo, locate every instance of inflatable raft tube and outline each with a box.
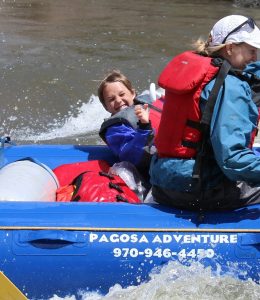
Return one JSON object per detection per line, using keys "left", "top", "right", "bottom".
{"left": 0, "top": 144, "right": 258, "bottom": 299}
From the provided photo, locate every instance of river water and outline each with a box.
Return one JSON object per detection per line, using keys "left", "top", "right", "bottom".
{"left": 0, "top": 0, "right": 260, "bottom": 145}
{"left": 0, "top": 0, "right": 260, "bottom": 299}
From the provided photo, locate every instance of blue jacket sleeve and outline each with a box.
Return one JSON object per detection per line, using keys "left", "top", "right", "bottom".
{"left": 105, "top": 124, "right": 154, "bottom": 165}
{"left": 202, "top": 74, "right": 260, "bottom": 184}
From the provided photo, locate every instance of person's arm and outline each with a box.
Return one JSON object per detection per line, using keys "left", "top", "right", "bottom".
{"left": 205, "top": 75, "right": 260, "bottom": 183}
{"left": 105, "top": 123, "right": 154, "bottom": 165}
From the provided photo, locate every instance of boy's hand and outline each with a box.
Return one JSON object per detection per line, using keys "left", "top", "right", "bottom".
{"left": 135, "top": 104, "right": 149, "bottom": 124}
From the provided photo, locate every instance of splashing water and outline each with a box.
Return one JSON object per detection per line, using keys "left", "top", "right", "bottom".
{"left": 48, "top": 261, "right": 260, "bottom": 300}
{"left": 10, "top": 95, "right": 110, "bottom": 143}
{"left": 8, "top": 86, "right": 164, "bottom": 144}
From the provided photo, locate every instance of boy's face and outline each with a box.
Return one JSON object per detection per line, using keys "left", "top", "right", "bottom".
{"left": 102, "top": 81, "right": 135, "bottom": 115}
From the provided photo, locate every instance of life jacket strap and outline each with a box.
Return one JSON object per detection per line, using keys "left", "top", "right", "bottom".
{"left": 182, "top": 140, "right": 201, "bottom": 150}
{"left": 186, "top": 119, "right": 202, "bottom": 131}
{"left": 116, "top": 195, "right": 129, "bottom": 202}
{"left": 193, "top": 59, "right": 231, "bottom": 183}
{"left": 99, "top": 171, "right": 114, "bottom": 180}
{"left": 109, "top": 182, "right": 123, "bottom": 193}
{"left": 136, "top": 99, "right": 163, "bottom": 113}
{"left": 200, "top": 59, "right": 231, "bottom": 127}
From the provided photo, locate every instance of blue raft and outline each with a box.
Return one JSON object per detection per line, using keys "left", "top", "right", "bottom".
{"left": 0, "top": 144, "right": 259, "bottom": 299}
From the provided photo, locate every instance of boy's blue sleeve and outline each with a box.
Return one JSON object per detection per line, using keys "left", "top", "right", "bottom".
{"left": 105, "top": 124, "right": 153, "bottom": 165}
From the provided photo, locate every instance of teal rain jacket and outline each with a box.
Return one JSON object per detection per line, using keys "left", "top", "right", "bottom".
{"left": 150, "top": 61, "right": 260, "bottom": 192}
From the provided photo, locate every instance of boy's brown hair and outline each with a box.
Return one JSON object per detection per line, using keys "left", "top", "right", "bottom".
{"left": 98, "top": 70, "right": 135, "bottom": 108}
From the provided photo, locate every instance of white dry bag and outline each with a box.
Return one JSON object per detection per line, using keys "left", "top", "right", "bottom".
{"left": 0, "top": 159, "right": 59, "bottom": 201}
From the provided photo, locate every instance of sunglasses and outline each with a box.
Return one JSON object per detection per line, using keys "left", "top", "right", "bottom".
{"left": 222, "top": 17, "right": 255, "bottom": 44}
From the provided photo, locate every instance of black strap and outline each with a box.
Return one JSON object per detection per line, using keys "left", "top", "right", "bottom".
{"left": 116, "top": 195, "right": 129, "bottom": 203}
{"left": 192, "top": 59, "right": 231, "bottom": 180}
{"left": 200, "top": 60, "right": 231, "bottom": 126}
{"left": 71, "top": 171, "right": 91, "bottom": 201}
{"left": 186, "top": 119, "right": 202, "bottom": 131}
{"left": 135, "top": 99, "right": 163, "bottom": 113}
{"left": 109, "top": 182, "right": 123, "bottom": 193}
{"left": 99, "top": 171, "right": 114, "bottom": 180}
{"left": 182, "top": 140, "right": 201, "bottom": 149}
{"left": 147, "top": 102, "right": 163, "bottom": 113}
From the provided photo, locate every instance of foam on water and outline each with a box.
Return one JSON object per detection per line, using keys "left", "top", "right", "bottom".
{"left": 9, "top": 95, "right": 110, "bottom": 143}
{"left": 7, "top": 86, "right": 164, "bottom": 143}
{"left": 48, "top": 261, "right": 260, "bottom": 300}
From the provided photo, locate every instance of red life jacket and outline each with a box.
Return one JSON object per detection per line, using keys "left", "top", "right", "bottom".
{"left": 147, "top": 97, "right": 164, "bottom": 135}
{"left": 155, "top": 51, "right": 219, "bottom": 158}
{"left": 54, "top": 160, "right": 141, "bottom": 204}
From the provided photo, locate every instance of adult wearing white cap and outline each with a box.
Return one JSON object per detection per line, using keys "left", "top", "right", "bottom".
{"left": 209, "top": 15, "right": 260, "bottom": 68}
{"left": 150, "top": 15, "right": 260, "bottom": 211}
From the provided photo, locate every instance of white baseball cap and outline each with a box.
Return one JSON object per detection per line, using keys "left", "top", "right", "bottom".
{"left": 209, "top": 15, "right": 260, "bottom": 49}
